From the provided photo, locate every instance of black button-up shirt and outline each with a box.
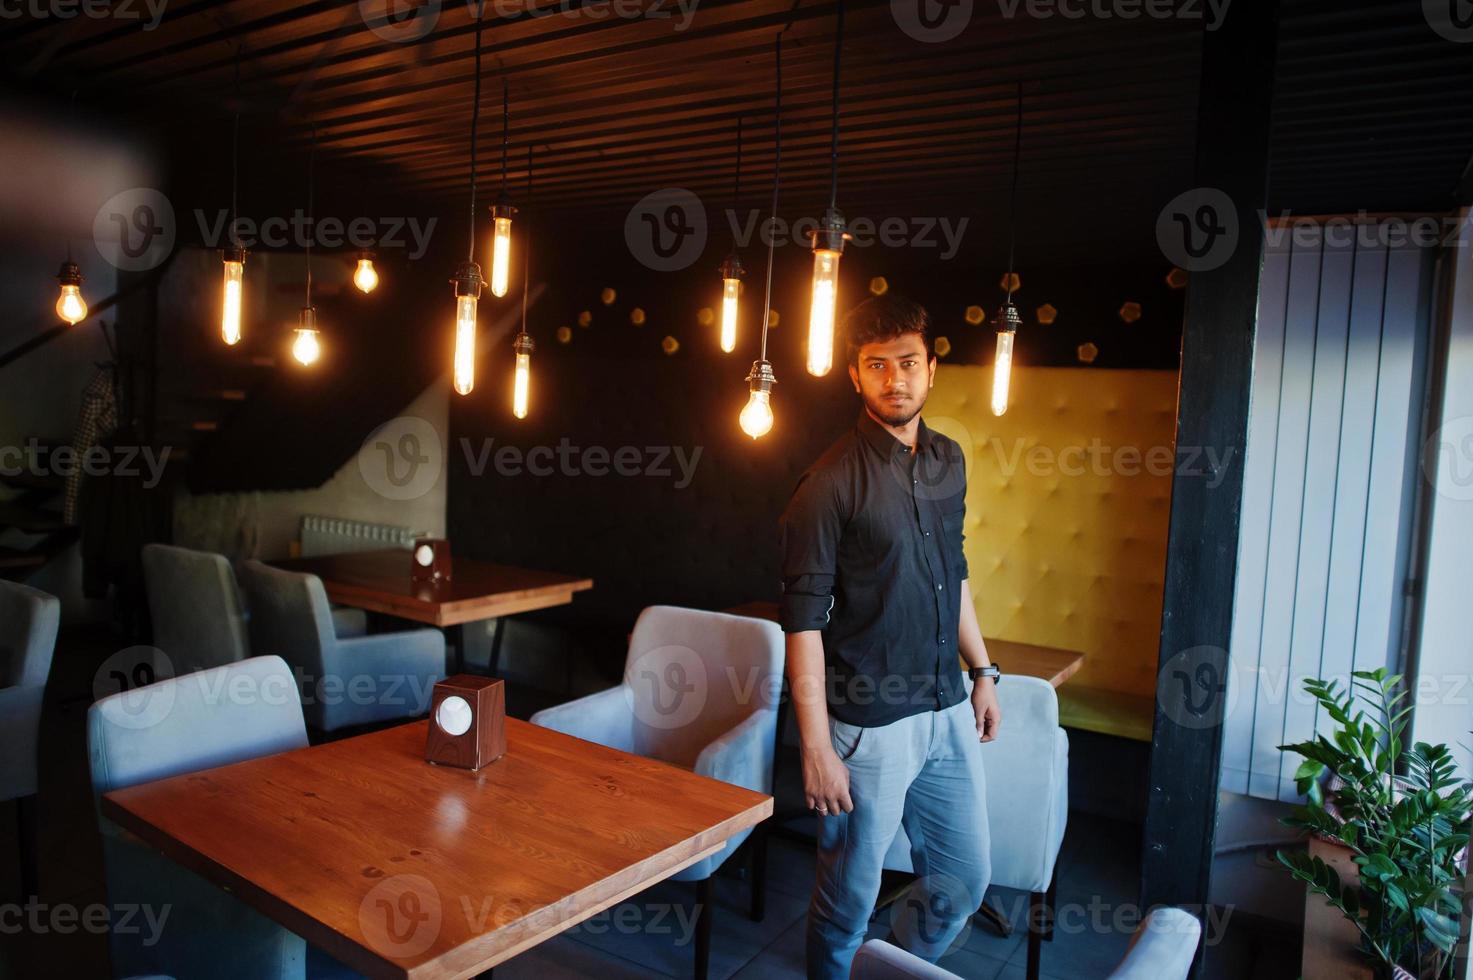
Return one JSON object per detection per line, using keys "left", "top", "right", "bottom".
{"left": 778, "top": 409, "right": 970, "bottom": 727}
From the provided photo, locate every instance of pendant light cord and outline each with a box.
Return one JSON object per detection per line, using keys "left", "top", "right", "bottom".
{"left": 521, "top": 145, "right": 532, "bottom": 334}
{"left": 501, "top": 78, "right": 510, "bottom": 197}
{"left": 1004, "top": 80, "right": 1021, "bottom": 305}
{"left": 758, "top": 32, "right": 783, "bottom": 364}
{"left": 733, "top": 115, "right": 742, "bottom": 213}
{"left": 230, "top": 54, "right": 241, "bottom": 249}
{"left": 467, "top": 0, "right": 484, "bottom": 264}
{"left": 827, "top": 0, "right": 843, "bottom": 212}
{"left": 306, "top": 128, "right": 315, "bottom": 307}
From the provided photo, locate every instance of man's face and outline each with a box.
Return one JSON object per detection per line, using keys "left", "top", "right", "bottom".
{"left": 848, "top": 332, "right": 936, "bottom": 427}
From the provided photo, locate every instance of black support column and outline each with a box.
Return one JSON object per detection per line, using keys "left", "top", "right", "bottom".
{"left": 1139, "top": 0, "right": 1280, "bottom": 963}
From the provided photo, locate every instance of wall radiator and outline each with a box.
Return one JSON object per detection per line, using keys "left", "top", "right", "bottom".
{"left": 299, "top": 515, "right": 418, "bottom": 557}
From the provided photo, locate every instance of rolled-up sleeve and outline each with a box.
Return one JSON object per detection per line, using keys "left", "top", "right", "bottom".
{"left": 778, "top": 470, "right": 844, "bottom": 633}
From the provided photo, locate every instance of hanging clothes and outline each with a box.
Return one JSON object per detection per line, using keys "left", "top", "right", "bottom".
{"left": 65, "top": 365, "right": 119, "bottom": 525}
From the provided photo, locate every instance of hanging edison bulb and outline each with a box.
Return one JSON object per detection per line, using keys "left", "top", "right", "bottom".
{"left": 451, "top": 262, "right": 482, "bottom": 396}
{"left": 353, "top": 250, "right": 379, "bottom": 294}
{"left": 293, "top": 307, "right": 321, "bottom": 366}
{"left": 718, "top": 253, "right": 743, "bottom": 354}
{"left": 220, "top": 246, "right": 245, "bottom": 344}
{"left": 489, "top": 203, "right": 515, "bottom": 298}
{"left": 806, "top": 211, "right": 848, "bottom": 377}
{"left": 740, "top": 359, "right": 776, "bottom": 439}
{"left": 512, "top": 331, "right": 534, "bottom": 419}
{"left": 54, "top": 261, "right": 87, "bottom": 325}
{"left": 990, "top": 301, "right": 1020, "bottom": 417}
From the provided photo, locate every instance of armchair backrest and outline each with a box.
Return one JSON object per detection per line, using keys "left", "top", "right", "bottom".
{"left": 623, "top": 606, "right": 783, "bottom": 769}
{"left": 88, "top": 655, "right": 308, "bottom": 798}
{"left": 980, "top": 675, "right": 1068, "bottom": 891}
{"left": 236, "top": 561, "right": 337, "bottom": 679}
{"left": 87, "top": 656, "right": 309, "bottom": 980}
{"left": 0, "top": 580, "right": 59, "bottom": 689}
{"left": 1105, "top": 907, "right": 1201, "bottom": 980}
{"left": 882, "top": 674, "right": 1068, "bottom": 892}
{"left": 142, "top": 544, "right": 251, "bottom": 675}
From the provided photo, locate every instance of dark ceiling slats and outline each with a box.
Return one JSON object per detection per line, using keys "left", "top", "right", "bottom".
{"left": 4, "top": 0, "right": 1468, "bottom": 222}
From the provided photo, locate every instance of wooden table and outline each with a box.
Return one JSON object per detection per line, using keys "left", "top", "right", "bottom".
{"left": 274, "top": 550, "right": 594, "bottom": 675}
{"left": 101, "top": 719, "right": 772, "bottom": 980}
{"left": 722, "top": 601, "right": 1085, "bottom": 687}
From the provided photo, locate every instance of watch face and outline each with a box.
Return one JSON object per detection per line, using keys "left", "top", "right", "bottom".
{"left": 435, "top": 694, "right": 473, "bottom": 736}
{"left": 415, "top": 544, "right": 435, "bottom": 567}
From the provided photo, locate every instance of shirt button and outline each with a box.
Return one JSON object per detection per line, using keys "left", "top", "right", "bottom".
{"left": 936, "top": 583, "right": 944, "bottom": 591}
{"left": 940, "top": 637, "right": 947, "bottom": 645}
{"left": 924, "top": 530, "right": 931, "bottom": 537}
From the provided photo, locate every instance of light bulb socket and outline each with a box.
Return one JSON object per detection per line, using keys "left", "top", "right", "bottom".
{"left": 513, "top": 331, "right": 535, "bottom": 357}
{"left": 993, "top": 301, "right": 1022, "bottom": 334}
{"left": 298, "top": 306, "right": 318, "bottom": 330}
{"left": 222, "top": 244, "right": 246, "bottom": 265}
{"left": 745, "top": 358, "right": 777, "bottom": 393}
{"left": 451, "top": 261, "right": 484, "bottom": 298}
{"left": 55, "top": 261, "right": 83, "bottom": 288}
{"left": 356, "top": 249, "right": 376, "bottom": 264}
{"left": 809, "top": 208, "right": 851, "bottom": 254}
{"left": 719, "top": 252, "right": 745, "bottom": 281}
{"left": 490, "top": 199, "right": 518, "bottom": 221}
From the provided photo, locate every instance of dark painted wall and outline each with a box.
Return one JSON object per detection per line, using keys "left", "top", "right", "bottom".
{"left": 447, "top": 212, "right": 1184, "bottom": 676}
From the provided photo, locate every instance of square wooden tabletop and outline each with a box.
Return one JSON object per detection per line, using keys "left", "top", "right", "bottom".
{"left": 101, "top": 719, "right": 772, "bottom": 980}
{"left": 271, "top": 550, "right": 594, "bottom": 627}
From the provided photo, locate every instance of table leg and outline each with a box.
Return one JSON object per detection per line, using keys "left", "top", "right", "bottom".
{"left": 487, "top": 617, "right": 506, "bottom": 677}
{"left": 442, "top": 624, "right": 470, "bottom": 676}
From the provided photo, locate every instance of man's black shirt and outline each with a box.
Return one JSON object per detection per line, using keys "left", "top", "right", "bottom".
{"left": 778, "top": 408, "right": 970, "bottom": 727}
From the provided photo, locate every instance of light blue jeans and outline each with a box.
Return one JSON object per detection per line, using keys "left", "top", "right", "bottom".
{"left": 806, "top": 697, "right": 991, "bottom": 980}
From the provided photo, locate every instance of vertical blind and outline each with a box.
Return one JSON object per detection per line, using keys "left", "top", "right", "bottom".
{"left": 1223, "top": 223, "right": 1434, "bottom": 802}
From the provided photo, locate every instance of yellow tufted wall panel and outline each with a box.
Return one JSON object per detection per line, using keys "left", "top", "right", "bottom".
{"left": 927, "top": 365, "right": 1178, "bottom": 740}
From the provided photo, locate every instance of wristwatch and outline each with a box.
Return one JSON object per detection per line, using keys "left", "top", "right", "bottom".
{"left": 968, "top": 664, "right": 1002, "bottom": 683}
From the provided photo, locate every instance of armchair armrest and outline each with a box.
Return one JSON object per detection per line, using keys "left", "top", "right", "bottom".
{"left": 694, "top": 707, "right": 777, "bottom": 795}
{"left": 314, "top": 629, "right": 446, "bottom": 728}
{"left": 530, "top": 686, "right": 636, "bottom": 753}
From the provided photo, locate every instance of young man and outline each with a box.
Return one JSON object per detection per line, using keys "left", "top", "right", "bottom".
{"left": 778, "top": 294, "right": 1001, "bottom": 979}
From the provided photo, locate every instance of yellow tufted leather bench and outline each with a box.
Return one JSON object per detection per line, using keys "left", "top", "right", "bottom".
{"left": 926, "top": 364, "right": 1177, "bottom": 742}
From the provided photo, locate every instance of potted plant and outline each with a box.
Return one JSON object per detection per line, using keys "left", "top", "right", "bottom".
{"left": 1276, "top": 668, "right": 1471, "bottom": 980}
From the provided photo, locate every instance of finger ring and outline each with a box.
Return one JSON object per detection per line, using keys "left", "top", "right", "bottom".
{"left": 814, "top": 805, "right": 828, "bottom": 814}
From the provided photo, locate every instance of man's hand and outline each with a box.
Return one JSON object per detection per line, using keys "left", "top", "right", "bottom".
{"left": 972, "top": 678, "right": 1001, "bottom": 742}
{"left": 801, "top": 743, "right": 854, "bottom": 815}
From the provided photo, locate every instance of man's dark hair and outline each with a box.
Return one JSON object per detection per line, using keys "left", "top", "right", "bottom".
{"left": 842, "top": 294, "right": 932, "bottom": 365}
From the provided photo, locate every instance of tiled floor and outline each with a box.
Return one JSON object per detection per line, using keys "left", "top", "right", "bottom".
{"left": 0, "top": 626, "right": 1299, "bottom": 979}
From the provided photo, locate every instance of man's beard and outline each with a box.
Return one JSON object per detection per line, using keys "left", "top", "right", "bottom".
{"left": 863, "top": 388, "right": 925, "bottom": 427}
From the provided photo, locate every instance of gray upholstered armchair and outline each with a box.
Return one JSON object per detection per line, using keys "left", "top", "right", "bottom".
{"left": 237, "top": 560, "right": 445, "bottom": 732}
{"left": 0, "top": 580, "right": 59, "bottom": 898}
{"left": 849, "top": 907, "right": 1202, "bottom": 980}
{"left": 142, "top": 544, "right": 368, "bottom": 678}
{"left": 882, "top": 674, "right": 1069, "bottom": 980}
{"left": 530, "top": 605, "right": 783, "bottom": 980}
{"left": 88, "top": 655, "right": 310, "bottom": 980}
